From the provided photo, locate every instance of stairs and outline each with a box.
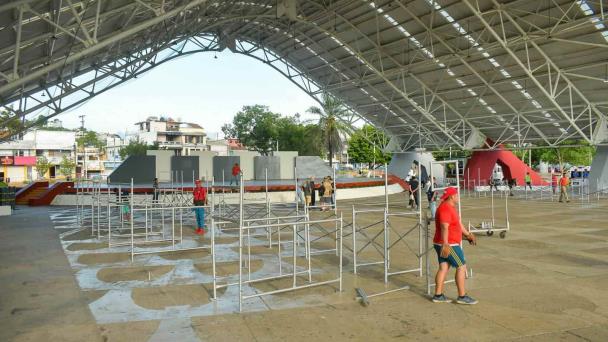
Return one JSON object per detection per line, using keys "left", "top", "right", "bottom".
{"left": 15, "top": 186, "right": 48, "bottom": 205}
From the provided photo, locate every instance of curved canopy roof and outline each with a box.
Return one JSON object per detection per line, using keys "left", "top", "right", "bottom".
{"left": 1, "top": 0, "right": 607, "bottom": 149}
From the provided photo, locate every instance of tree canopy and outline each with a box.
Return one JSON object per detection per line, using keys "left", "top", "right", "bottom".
{"left": 347, "top": 125, "right": 392, "bottom": 167}
{"left": 222, "top": 105, "right": 280, "bottom": 155}
{"left": 306, "top": 93, "right": 351, "bottom": 167}
{"left": 0, "top": 110, "right": 45, "bottom": 140}
{"left": 527, "top": 140, "right": 595, "bottom": 168}
{"left": 35, "top": 156, "right": 51, "bottom": 179}
{"left": 222, "top": 105, "right": 324, "bottom": 156}
{"left": 119, "top": 139, "right": 150, "bottom": 159}
{"left": 76, "top": 130, "right": 104, "bottom": 149}
{"left": 59, "top": 156, "right": 76, "bottom": 178}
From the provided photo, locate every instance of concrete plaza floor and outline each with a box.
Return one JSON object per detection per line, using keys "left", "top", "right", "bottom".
{"left": 1, "top": 193, "right": 608, "bottom": 341}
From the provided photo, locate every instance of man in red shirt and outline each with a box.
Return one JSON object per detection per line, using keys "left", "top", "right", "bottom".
{"left": 230, "top": 163, "right": 241, "bottom": 186}
{"left": 559, "top": 172, "right": 570, "bottom": 203}
{"left": 432, "top": 187, "right": 478, "bottom": 305}
{"left": 193, "top": 179, "right": 207, "bottom": 235}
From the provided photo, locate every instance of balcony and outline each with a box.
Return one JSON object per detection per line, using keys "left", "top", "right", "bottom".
{"left": 158, "top": 141, "right": 206, "bottom": 148}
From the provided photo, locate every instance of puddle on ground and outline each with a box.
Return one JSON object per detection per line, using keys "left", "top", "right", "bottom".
{"left": 97, "top": 265, "right": 174, "bottom": 283}
{"left": 194, "top": 259, "right": 264, "bottom": 277}
{"left": 82, "top": 289, "right": 109, "bottom": 304}
{"left": 231, "top": 245, "right": 280, "bottom": 255}
{"left": 251, "top": 275, "right": 339, "bottom": 297}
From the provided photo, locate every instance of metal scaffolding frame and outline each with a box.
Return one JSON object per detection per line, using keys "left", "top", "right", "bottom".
{"left": 1, "top": 1, "right": 607, "bottom": 150}
{"left": 208, "top": 174, "right": 344, "bottom": 312}
{"left": 352, "top": 160, "right": 424, "bottom": 304}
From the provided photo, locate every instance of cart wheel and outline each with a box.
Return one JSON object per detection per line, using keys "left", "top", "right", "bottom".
{"left": 486, "top": 231, "right": 494, "bottom": 236}
{"left": 499, "top": 231, "right": 506, "bottom": 239}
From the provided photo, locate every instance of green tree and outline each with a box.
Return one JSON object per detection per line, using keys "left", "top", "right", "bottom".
{"left": 347, "top": 125, "right": 392, "bottom": 167}
{"left": 222, "top": 105, "right": 281, "bottom": 155}
{"left": 275, "top": 117, "right": 324, "bottom": 156}
{"left": 0, "top": 110, "right": 46, "bottom": 140}
{"left": 77, "top": 130, "right": 104, "bottom": 149}
{"left": 431, "top": 149, "right": 472, "bottom": 161}
{"left": 119, "top": 139, "right": 150, "bottom": 159}
{"left": 531, "top": 140, "right": 595, "bottom": 169}
{"left": 35, "top": 156, "right": 51, "bottom": 179}
{"left": 306, "top": 93, "right": 351, "bottom": 167}
{"left": 59, "top": 156, "right": 76, "bottom": 178}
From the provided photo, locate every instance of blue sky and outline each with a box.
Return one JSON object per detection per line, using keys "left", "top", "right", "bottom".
{"left": 58, "top": 49, "right": 320, "bottom": 138}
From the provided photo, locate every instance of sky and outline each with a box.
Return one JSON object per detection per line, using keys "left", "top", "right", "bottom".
{"left": 57, "top": 49, "right": 320, "bottom": 139}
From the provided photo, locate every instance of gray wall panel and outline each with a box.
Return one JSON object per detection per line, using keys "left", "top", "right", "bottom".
{"left": 590, "top": 146, "right": 608, "bottom": 191}
{"left": 254, "top": 156, "right": 280, "bottom": 180}
{"left": 231, "top": 151, "right": 258, "bottom": 180}
{"left": 171, "top": 156, "right": 199, "bottom": 183}
{"left": 147, "top": 150, "right": 174, "bottom": 182}
{"left": 190, "top": 151, "right": 215, "bottom": 181}
{"left": 274, "top": 151, "right": 298, "bottom": 179}
{"left": 108, "top": 156, "right": 156, "bottom": 185}
{"left": 213, "top": 156, "right": 240, "bottom": 184}
{"left": 295, "top": 156, "right": 332, "bottom": 179}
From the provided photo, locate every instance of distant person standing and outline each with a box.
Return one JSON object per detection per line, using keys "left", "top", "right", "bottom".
{"left": 309, "top": 177, "right": 316, "bottom": 207}
{"left": 409, "top": 176, "right": 420, "bottom": 210}
{"left": 559, "top": 172, "right": 570, "bottom": 203}
{"left": 321, "top": 176, "right": 333, "bottom": 211}
{"left": 152, "top": 177, "right": 159, "bottom": 203}
{"left": 507, "top": 178, "right": 516, "bottom": 196}
{"left": 425, "top": 179, "right": 433, "bottom": 208}
{"left": 429, "top": 178, "right": 439, "bottom": 220}
{"left": 193, "top": 179, "right": 207, "bottom": 235}
{"left": 525, "top": 172, "right": 532, "bottom": 190}
{"left": 432, "top": 187, "right": 477, "bottom": 305}
{"left": 230, "top": 163, "right": 241, "bottom": 186}
{"left": 302, "top": 180, "right": 312, "bottom": 207}
{"left": 551, "top": 172, "right": 558, "bottom": 195}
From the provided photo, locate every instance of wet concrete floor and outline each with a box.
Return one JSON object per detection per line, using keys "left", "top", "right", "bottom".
{"left": 1, "top": 193, "right": 608, "bottom": 341}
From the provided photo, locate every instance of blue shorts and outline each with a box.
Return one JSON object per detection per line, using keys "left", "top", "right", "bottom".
{"left": 434, "top": 244, "right": 466, "bottom": 268}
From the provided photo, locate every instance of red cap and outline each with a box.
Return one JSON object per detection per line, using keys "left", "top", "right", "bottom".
{"left": 440, "top": 187, "right": 458, "bottom": 201}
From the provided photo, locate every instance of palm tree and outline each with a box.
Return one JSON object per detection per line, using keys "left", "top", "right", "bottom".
{"left": 306, "top": 93, "right": 351, "bottom": 168}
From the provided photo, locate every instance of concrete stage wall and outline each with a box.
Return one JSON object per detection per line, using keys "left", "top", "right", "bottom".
{"left": 590, "top": 146, "right": 608, "bottom": 191}
{"left": 231, "top": 150, "right": 258, "bottom": 180}
{"left": 254, "top": 156, "right": 281, "bottom": 180}
{"left": 388, "top": 152, "right": 443, "bottom": 184}
{"left": 213, "top": 156, "right": 240, "bottom": 183}
{"left": 52, "top": 183, "right": 404, "bottom": 205}
{"left": 274, "top": 151, "right": 298, "bottom": 179}
{"left": 147, "top": 150, "right": 173, "bottom": 182}
{"left": 295, "top": 156, "right": 332, "bottom": 179}
{"left": 171, "top": 156, "right": 199, "bottom": 183}
{"left": 190, "top": 151, "right": 214, "bottom": 181}
{"left": 108, "top": 156, "right": 156, "bottom": 184}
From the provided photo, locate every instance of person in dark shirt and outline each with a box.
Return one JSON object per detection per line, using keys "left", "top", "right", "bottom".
{"left": 409, "top": 176, "right": 420, "bottom": 210}
{"left": 309, "top": 177, "right": 316, "bottom": 207}
{"left": 152, "top": 178, "right": 159, "bottom": 202}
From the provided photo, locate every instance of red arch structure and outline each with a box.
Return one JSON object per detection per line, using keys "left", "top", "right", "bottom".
{"left": 464, "top": 143, "right": 547, "bottom": 188}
